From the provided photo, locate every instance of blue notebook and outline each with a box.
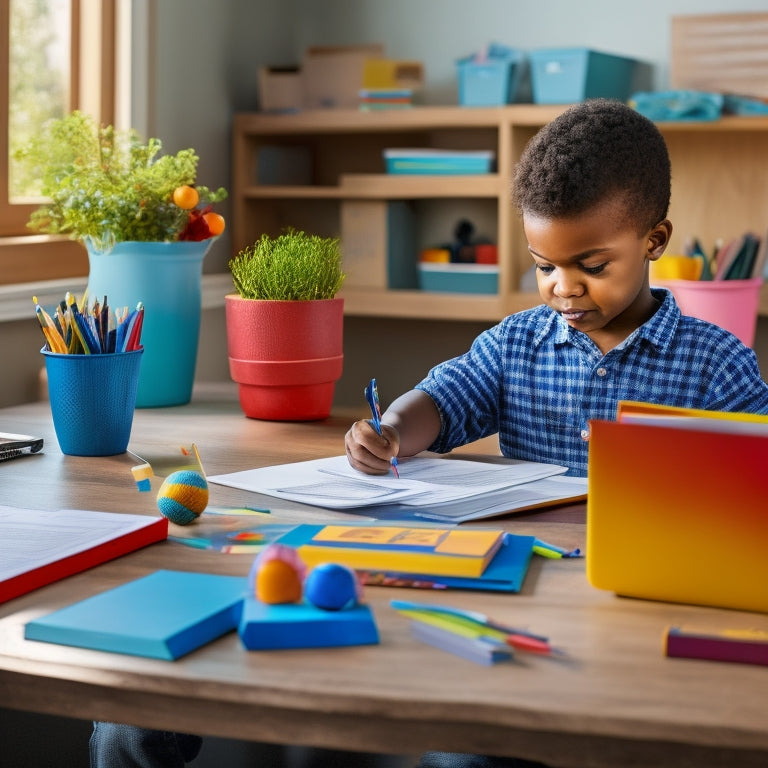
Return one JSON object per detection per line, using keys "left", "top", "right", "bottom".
{"left": 24, "top": 570, "right": 248, "bottom": 660}
{"left": 355, "top": 533, "right": 536, "bottom": 592}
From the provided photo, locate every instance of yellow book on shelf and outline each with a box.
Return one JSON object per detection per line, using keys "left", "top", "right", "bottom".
{"left": 275, "top": 524, "right": 505, "bottom": 578}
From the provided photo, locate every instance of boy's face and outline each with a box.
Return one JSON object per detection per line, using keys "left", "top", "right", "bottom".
{"left": 524, "top": 197, "right": 671, "bottom": 354}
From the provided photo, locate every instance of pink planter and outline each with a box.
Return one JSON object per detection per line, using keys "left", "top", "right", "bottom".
{"left": 225, "top": 295, "right": 344, "bottom": 421}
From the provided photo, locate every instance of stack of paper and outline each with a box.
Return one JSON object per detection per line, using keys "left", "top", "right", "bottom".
{"left": 208, "top": 455, "right": 587, "bottom": 524}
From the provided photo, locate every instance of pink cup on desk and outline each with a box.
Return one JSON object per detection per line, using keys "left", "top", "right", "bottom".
{"left": 42, "top": 348, "right": 143, "bottom": 456}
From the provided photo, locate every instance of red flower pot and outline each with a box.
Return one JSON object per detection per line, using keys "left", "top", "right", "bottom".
{"left": 225, "top": 295, "right": 344, "bottom": 421}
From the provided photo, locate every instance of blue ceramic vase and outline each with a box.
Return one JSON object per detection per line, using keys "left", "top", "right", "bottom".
{"left": 86, "top": 239, "right": 213, "bottom": 407}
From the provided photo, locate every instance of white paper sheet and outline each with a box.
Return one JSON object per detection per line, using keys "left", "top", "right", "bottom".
{"left": 208, "top": 455, "right": 568, "bottom": 510}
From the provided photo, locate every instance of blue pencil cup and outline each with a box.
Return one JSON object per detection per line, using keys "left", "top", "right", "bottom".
{"left": 85, "top": 239, "right": 213, "bottom": 408}
{"left": 43, "top": 349, "right": 143, "bottom": 456}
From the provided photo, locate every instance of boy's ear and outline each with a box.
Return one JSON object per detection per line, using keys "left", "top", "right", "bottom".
{"left": 646, "top": 219, "right": 672, "bottom": 261}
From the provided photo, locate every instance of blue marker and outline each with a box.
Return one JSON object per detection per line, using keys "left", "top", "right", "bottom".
{"left": 365, "top": 378, "right": 399, "bottom": 478}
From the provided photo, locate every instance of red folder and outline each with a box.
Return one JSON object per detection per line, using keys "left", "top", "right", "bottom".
{"left": 0, "top": 509, "right": 168, "bottom": 604}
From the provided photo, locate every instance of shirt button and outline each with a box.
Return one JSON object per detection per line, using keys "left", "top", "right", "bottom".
{"left": 596, "top": 367, "right": 607, "bottom": 377}
{"left": 580, "top": 428, "right": 590, "bottom": 441}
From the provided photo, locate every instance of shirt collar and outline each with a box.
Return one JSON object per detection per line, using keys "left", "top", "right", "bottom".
{"left": 633, "top": 287, "right": 680, "bottom": 350}
{"left": 537, "top": 287, "right": 681, "bottom": 351}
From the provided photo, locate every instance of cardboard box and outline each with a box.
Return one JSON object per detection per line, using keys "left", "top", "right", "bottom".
{"left": 340, "top": 200, "right": 417, "bottom": 289}
{"left": 671, "top": 12, "right": 768, "bottom": 100}
{"left": 302, "top": 44, "right": 385, "bottom": 109}
{"left": 258, "top": 67, "right": 302, "bottom": 112}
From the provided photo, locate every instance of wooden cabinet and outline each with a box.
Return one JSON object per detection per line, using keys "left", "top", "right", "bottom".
{"left": 232, "top": 106, "right": 768, "bottom": 321}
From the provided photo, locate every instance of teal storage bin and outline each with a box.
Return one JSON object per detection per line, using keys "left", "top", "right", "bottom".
{"left": 384, "top": 149, "right": 495, "bottom": 175}
{"left": 419, "top": 264, "right": 499, "bottom": 294}
{"left": 457, "top": 45, "right": 525, "bottom": 106}
{"left": 530, "top": 48, "right": 637, "bottom": 104}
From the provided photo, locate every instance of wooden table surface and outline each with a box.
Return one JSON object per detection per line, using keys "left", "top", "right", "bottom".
{"left": 1, "top": 383, "right": 767, "bottom": 768}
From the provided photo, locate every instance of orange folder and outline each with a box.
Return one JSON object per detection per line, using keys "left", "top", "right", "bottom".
{"left": 586, "top": 403, "right": 768, "bottom": 613}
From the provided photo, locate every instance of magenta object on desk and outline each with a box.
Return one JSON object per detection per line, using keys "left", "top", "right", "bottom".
{"left": 42, "top": 348, "right": 143, "bottom": 456}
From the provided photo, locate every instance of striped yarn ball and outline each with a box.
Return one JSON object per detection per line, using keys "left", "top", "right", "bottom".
{"left": 156, "top": 470, "right": 209, "bottom": 525}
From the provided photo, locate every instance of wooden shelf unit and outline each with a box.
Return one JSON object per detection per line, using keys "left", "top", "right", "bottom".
{"left": 232, "top": 106, "right": 768, "bottom": 322}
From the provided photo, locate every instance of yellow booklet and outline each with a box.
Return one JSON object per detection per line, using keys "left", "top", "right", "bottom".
{"left": 276, "top": 524, "right": 505, "bottom": 578}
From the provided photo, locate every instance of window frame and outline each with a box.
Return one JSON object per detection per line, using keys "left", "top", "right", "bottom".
{"left": 0, "top": 0, "right": 119, "bottom": 285}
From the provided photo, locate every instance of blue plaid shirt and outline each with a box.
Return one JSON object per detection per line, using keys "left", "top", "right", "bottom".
{"left": 416, "top": 289, "right": 768, "bottom": 477}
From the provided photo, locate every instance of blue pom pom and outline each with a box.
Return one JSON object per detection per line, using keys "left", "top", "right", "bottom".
{"left": 304, "top": 563, "right": 359, "bottom": 611}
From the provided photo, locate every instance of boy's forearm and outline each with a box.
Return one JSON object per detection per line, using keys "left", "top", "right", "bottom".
{"left": 381, "top": 389, "right": 441, "bottom": 458}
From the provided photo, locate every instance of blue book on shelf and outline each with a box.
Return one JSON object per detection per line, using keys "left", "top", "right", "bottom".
{"left": 238, "top": 599, "right": 379, "bottom": 650}
{"left": 24, "top": 570, "right": 248, "bottom": 660}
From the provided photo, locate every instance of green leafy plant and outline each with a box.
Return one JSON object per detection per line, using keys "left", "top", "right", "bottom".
{"left": 229, "top": 230, "right": 346, "bottom": 301}
{"left": 14, "top": 110, "right": 227, "bottom": 250}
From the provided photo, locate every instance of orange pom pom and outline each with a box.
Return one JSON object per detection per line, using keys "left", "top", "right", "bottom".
{"left": 255, "top": 560, "right": 303, "bottom": 604}
{"left": 249, "top": 543, "right": 306, "bottom": 604}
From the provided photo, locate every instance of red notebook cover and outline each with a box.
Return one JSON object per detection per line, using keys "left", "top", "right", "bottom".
{"left": 0, "top": 508, "right": 168, "bottom": 604}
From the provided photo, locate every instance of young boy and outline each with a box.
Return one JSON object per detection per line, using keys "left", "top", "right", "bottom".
{"left": 91, "top": 100, "right": 768, "bottom": 768}
{"left": 345, "top": 98, "right": 768, "bottom": 482}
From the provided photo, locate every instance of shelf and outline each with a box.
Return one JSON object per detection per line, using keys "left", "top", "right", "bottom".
{"left": 234, "top": 105, "right": 567, "bottom": 134}
{"left": 339, "top": 287, "right": 542, "bottom": 321}
{"left": 241, "top": 175, "right": 502, "bottom": 200}
{"left": 233, "top": 106, "right": 768, "bottom": 323}
{"left": 339, "top": 174, "right": 501, "bottom": 198}
{"left": 241, "top": 185, "right": 345, "bottom": 199}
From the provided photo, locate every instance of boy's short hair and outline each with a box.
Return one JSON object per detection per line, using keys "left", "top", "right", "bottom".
{"left": 512, "top": 99, "right": 671, "bottom": 234}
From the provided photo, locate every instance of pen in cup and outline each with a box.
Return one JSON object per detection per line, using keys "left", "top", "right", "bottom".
{"left": 365, "top": 378, "right": 399, "bottom": 478}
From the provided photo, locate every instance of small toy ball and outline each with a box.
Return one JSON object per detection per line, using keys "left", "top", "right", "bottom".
{"left": 249, "top": 544, "right": 306, "bottom": 604}
{"left": 304, "top": 563, "right": 361, "bottom": 611}
{"left": 156, "top": 470, "right": 209, "bottom": 525}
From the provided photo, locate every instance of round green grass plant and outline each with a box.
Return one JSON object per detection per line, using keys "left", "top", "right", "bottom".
{"left": 230, "top": 230, "right": 345, "bottom": 301}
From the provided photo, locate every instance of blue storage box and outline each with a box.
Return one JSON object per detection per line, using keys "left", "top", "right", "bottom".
{"left": 529, "top": 48, "right": 637, "bottom": 104}
{"left": 384, "top": 149, "right": 495, "bottom": 175}
{"left": 456, "top": 44, "right": 525, "bottom": 106}
{"left": 419, "top": 263, "right": 499, "bottom": 294}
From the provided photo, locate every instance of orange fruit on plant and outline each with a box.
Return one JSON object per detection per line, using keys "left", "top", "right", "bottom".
{"left": 203, "top": 211, "right": 226, "bottom": 236}
{"left": 173, "top": 185, "right": 199, "bottom": 209}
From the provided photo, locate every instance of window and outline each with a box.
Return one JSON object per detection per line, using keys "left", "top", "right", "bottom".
{"left": 0, "top": 0, "right": 119, "bottom": 284}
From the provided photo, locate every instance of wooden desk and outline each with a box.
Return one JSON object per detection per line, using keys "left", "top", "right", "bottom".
{"left": 1, "top": 384, "right": 767, "bottom": 768}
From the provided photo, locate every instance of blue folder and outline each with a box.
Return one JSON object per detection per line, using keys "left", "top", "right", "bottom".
{"left": 24, "top": 570, "right": 248, "bottom": 660}
{"left": 355, "top": 533, "right": 536, "bottom": 592}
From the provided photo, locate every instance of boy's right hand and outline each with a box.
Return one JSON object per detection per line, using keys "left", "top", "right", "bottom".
{"left": 345, "top": 419, "right": 400, "bottom": 475}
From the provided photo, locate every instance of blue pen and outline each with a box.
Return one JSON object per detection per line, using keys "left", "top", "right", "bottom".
{"left": 365, "top": 378, "right": 399, "bottom": 478}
